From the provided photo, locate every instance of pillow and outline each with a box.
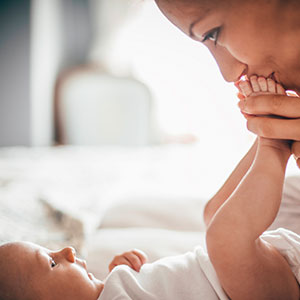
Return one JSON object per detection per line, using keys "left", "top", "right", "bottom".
{"left": 99, "top": 195, "right": 207, "bottom": 231}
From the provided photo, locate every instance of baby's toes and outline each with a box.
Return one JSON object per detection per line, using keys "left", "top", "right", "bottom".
{"left": 267, "top": 78, "right": 276, "bottom": 93}
{"left": 257, "top": 77, "right": 268, "bottom": 92}
{"left": 239, "top": 80, "right": 253, "bottom": 97}
{"left": 276, "top": 83, "right": 286, "bottom": 95}
{"left": 249, "top": 76, "right": 260, "bottom": 93}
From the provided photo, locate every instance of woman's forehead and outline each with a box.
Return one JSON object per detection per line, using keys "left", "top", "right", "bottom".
{"left": 156, "top": 0, "right": 220, "bottom": 10}
{"left": 155, "top": 0, "right": 225, "bottom": 24}
{"left": 155, "top": 0, "right": 221, "bottom": 35}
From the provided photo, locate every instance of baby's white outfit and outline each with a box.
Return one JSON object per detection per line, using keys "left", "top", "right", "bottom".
{"left": 99, "top": 247, "right": 228, "bottom": 300}
{"left": 98, "top": 228, "right": 300, "bottom": 300}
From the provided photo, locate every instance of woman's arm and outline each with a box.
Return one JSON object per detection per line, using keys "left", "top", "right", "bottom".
{"left": 206, "top": 138, "right": 299, "bottom": 300}
{"left": 203, "top": 138, "right": 258, "bottom": 227}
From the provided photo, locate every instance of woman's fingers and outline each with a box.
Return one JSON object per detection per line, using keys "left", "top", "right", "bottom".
{"left": 239, "top": 94, "right": 300, "bottom": 118}
{"left": 246, "top": 116, "right": 300, "bottom": 140}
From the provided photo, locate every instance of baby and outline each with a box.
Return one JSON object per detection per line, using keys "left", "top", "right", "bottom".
{"left": 1, "top": 78, "right": 300, "bottom": 300}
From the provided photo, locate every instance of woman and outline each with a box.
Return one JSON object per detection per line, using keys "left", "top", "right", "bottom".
{"left": 154, "top": 0, "right": 300, "bottom": 233}
{"left": 151, "top": 2, "right": 300, "bottom": 298}
{"left": 154, "top": 0, "right": 300, "bottom": 164}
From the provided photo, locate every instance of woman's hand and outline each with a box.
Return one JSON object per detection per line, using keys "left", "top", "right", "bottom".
{"left": 108, "top": 249, "right": 148, "bottom": 272}
{"left": 238, "top": 93, "right": 300, "bottom": 168}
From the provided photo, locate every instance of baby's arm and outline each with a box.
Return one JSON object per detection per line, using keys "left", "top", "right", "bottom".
{"left": 108, "top": 249, "right": 148, "bottom": 272}
{"left": 206, "top": 78, "right": 299, "bottom": 299}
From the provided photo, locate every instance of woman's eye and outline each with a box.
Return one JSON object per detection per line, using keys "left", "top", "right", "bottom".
{"left": 202, "top": 28, "right": 220, "bottom": 45}
{"left": 50, "top": 258, "right": 57, "bottom": 268}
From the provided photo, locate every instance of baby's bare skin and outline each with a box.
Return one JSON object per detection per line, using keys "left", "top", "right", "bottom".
{"left": 238, "top": 76, "right": 291, "bottom": 152}
{"left": 206, "top": 76, "right": 298, "bottom": 300}
{"left": 0, "top": 241, "right": 148, "bottom": 300}
{"left": 239, "top": 75, "right": 286, "bottom": 97}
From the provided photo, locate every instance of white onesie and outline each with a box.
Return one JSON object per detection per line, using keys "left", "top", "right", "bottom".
{"left": 98, "top": 228, "right": 300, "bottom": 300}
{"left": 99, "top": 247, "right": 229, "bottom": 300}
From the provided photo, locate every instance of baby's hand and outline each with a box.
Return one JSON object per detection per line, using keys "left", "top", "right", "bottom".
{"left": 108, "top": 249, "right": 148, "bottom": 272}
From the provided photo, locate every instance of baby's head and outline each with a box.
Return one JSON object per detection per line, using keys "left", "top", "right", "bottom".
{"left": 0, "top": 241, "right": 104, "bottom": 300}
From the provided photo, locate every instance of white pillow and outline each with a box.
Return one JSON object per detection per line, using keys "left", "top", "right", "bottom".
{"left": 99, "top": 195, "right": 207, "bottom": 232}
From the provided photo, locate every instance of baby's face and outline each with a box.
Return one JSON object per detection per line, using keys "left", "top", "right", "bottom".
{"left": 155, "top": 0, "right": 300, "bottom": 93}
{"left": 7, "top": 242, "right": 104, "bottom": 300}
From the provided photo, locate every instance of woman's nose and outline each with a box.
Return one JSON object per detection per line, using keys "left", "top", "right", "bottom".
{"left": 59, "top": 246, "right": 76, "bottom": 263}
{"left": 210, "top": 45, "right": 247, "bottom": 83}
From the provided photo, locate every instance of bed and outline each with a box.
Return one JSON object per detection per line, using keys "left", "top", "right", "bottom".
{"left": 0, "top": 145, "right": 210, "bottom": 280}
{"left": 1, "top": 145, "right": 299, "bottom": 280}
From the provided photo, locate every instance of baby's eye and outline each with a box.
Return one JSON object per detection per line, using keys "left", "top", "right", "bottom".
{"left": 202, "top": 27, "right": 220, "bottom": 45}
{"left": 50, "top": 258, "right": 57, "bottom": 268}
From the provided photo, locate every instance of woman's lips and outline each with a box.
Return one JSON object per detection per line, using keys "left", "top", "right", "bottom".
{"left": 234, "top": 72, "right": 279, "bottom": 86}
{"left": 269, "top": 72, "right": 278, "bottom": 83}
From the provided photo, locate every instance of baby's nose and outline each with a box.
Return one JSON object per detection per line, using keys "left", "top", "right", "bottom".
{"left": 61, "top": 246, "right": 76, "bottom": 263}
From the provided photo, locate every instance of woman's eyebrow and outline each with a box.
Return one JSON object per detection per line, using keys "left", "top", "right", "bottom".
{"left": 188, "top": 9, "right": 212, "bottom": 38}
{"left": 189, "top": 20, "right": 199, "bottom": 37}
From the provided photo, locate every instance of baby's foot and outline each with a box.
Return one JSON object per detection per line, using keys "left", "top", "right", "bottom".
{"left": 238, "top": 75, "right": 286, "bottom": 98}
{"left": 238, "top": 76, "right": 291, "bottom": 153}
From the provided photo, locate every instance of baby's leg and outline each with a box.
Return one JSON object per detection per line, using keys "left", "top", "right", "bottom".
{"left": 206, "top": 79, "right": 298, "bottom": 299}
{"left": 203, "top": 77, "right": 285, "bottom": 228}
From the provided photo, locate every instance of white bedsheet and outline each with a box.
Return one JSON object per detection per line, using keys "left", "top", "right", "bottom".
{"left": 0, "top": 145, "right": 209, "bottom": 265}
{"left": 1, "top": 145, "right": 300, "bottom": 283}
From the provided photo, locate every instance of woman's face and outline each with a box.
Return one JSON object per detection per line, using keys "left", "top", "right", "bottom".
{"left": 155, "top": 0, "right": 300, "bottom": 92}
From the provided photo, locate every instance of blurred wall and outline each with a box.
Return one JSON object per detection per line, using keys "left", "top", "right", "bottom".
{"left": 0, "top": 0, "right": 31, "bottom": 146}
{"left": 60, "top": 0, "right": 93, "bottom": 70}
{"left": 31, "top": 0, "right": 93, "bottom": 146}
{"left": 0, "top": 0, "right": 93, "bottom": 146}
{"left": 31, "top": 0, "right": 62, "bottom": 146}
